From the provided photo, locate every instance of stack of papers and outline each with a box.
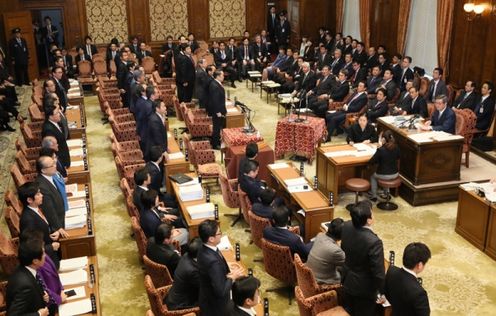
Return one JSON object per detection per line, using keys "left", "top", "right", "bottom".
{"left": 59, "top": 269, "right": 88, "bottom": 287}
{"left": 226, "top": 107, "right": 238, "bottom": 113}
{"left": 186, "top": 203, "right": 215, "bottom": 220}
{"left": 325, "top": 150, "right": 355, "bottom": 158}
{"left": 65, "top": 207, "right": 87, "bottom": 218}
{"left": 59, "top": 257, "right": 88, "bottom": 272}
{"left": 59, "top": 298, "right": 93, "bottom": 316}
{"left": 68, "top": 199, "right": 86, "bottom": 209}
{"left": 320, "top": 221, "right": 331, "bottom": 231}
{"left": 408, "top": 131, "right": 463, "bottom": 143}
{"left": 460, "top": 181, "right": 496, "bottom": 202}
{"left": 268, "top": 163, "right": 289, "bottom": 170}
{"left": 64, "top": 286, "right": 87, "bottom": 301}
{"left": 218, "top": 235, "right": 232, "bottom": 250}
{"left": 284, "top": 177, "right": 308, "bottom": 187}
{"left": 70, "top": 160, "right": 85, "bottom": 168}
{"left": 168, "top": 152, "right": 185, "bottom": 160}
{"left": 70, "top": 148, "right": 84, "bottom": 157}
{"left": 284, "top": 177, "right": 312, "bottom": 193}
{"left": 67, "top": 139, "right": 83, "bottom": 147}
{"left": 179, "top": 183, "right": 203, "bottom": 201}
{"left": 65, "top": 214, "right": 87, "bottom": 229}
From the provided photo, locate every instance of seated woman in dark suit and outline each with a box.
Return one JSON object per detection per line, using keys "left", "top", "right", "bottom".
{"left": 347, "top": 113, "right": 378, "bottom": 144}
{"left": 368, "top": 130, "right": 400, "bottom": 202}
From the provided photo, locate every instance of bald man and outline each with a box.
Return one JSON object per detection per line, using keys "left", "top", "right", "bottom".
{"left": 41, "top": 136, "right": 67, "bottom": 178}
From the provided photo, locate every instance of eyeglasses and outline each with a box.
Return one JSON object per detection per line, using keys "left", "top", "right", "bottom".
{"left": 215, "top": 231, "right": 223, "bottom": 236}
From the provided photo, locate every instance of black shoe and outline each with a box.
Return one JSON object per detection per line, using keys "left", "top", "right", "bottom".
{"left": 369, "top": 197, "right": 378, "bottom": 202}
{"left": 231, "top": 82, "right": 237, "bottom": 88}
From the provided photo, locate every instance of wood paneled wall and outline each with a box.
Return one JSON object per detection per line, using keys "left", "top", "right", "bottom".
{"left": 447, "top": 1, "right": 496, "bottom": 88}
{"left": 369, "top": 0, "right": 400, "bottom": 53}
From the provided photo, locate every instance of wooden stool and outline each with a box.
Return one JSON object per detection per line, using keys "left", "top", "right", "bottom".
{"left": 344, "top": 178, "right": 370, "bottom": 211}
{"left": 377, "top": 176, "right": 402, "bottom": 211}
{"left": 316, "top": 306, "right": 350, "bottom": 316}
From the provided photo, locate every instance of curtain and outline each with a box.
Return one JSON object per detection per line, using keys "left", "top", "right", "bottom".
{"left": 336, "top": 0, "right": 344, "bottom": 33}
{"left": 358, "top": 0, "right": 371, "bottom": 47}
{"left": 397, "top": 0, "right": 412, "bottom": 55}
{"left": 437, "top": 0, "right": 455, "bottom": 76}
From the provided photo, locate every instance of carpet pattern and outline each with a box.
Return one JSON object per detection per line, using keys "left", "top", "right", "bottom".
{"left": 1, "top": 83, "right": 496, "bottom": 316}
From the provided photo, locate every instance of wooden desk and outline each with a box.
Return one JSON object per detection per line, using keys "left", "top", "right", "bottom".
{"left": 170, "top": 173, "right": 214, "bottom": 240}
{"left": 226, "top": 104, "right": 245, "bottom": 129}
{"left": 59, "top": 256, "right": 101, "bottom": 316}
{"left": 455, "top": 186, "right": 496, "bottom": 260}
{"left": 61, "top": 183, "right": 96, "bottom": 259}
{"left": 377, "top": 117, "right": 463, "bottom": 185}
{"left": 316, "top": 144, "right": 374, "bottom": 205}
{"left": 66, "top": 104, "right": 86, "bottom": 139}
{"left": 164, "top": 134, "right": 190, "bottom": 194}
{"left": 268, "top": 163, "right": 333, "bottom": 242}
{"left": 67, "top": 137, "right": 91, "bottom": 183}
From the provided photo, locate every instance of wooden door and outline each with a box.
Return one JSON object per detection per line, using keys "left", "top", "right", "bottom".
{"left": 3, "top": 11, "right": 39, "bottom": 81}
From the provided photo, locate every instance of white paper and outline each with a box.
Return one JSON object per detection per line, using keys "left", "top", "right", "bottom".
{"left": 67, "top": 139, "right": 83, "bottom": 147}
{"left": 68, "top": 199, "right": 86, "bottom": 209}
{"left": 378, "top": 116, "right": 398, "bottom": 124}
{"left": 64, "top": 286, "right": 87, "bottom": 301}
{"left": 66, "top": 207, "right": 87, "bottom": 218}
{"left": 321, "top": 221, "right": 330, "bottom": 231}
{"left": 179, "top": 183, "right": 204, "bottom": 202}
{"left": 67, "top": 191, "right": 86, "bottom": 199}
{"left": 70, "top": 160, "right": 85, "bottom": 167}
{"left": 408, "top": 131, "right": 463, "bottom": 143}
{"left": 58, "top": 298, "right": 93, "bottom": 316}
{"left": 186, "top": 203, "right": 215, "bottom": 220}
{"left": 70, "top": 149, "right": 84, "bottom": 157}
{"left": 226, "top": 108, "right": 238, "bottom": 113}
{"left": 327, "top": 110, "right": 337, "bottom": 114}
{"left": 59, "top": 257, "right": 88, "bottom": 272}
{"left": 324, "top": 150, "right": 356, "bottom": 158}
{"left": 353, "top": 143, "right": 372, "bottom": 151}
{"left": 354, "top": 148, "right": 376, "bottom": 157}
{"left": 167, "top": 152, "right": 184, "bottom": 160}
{"left": 65, "top": 215, "right": 87, "bottom": 229}
{"left": 66, "top": 105, "right": 79, "bottom": 110}
{"left": 261, "top": 80, "right": 275, "bottom": 84}
{"left": 284, "top": 177, "right": 308, "bottom": 187}
{"left": 59, "top": 269, "right": 88, "bottom": 286}
{"left": 218, "top": 235, "right": 232, "bottom": 250}
{"left": 65, "top": 183, "right": 78, "bottom": 194}
{"left": 288, "top": 185, "right": 312, "bottom": 193}
{"left": 268, "top": 163, "right": 289, "bottom": 170}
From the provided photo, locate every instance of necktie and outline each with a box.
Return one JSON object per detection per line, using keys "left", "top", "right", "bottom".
{"left": 432, "top": 82, "right": 438, "bottom": 101}
{"left": 245, "top": 46, "right": 248, "bottom": 60}
{"left": 53, "top": 174, "right": 69, "bottom": 211}
{"left": 36, "top": 273, "right": 54, "bottom": 306}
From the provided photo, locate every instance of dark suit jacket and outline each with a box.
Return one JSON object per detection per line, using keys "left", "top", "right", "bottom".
{"left": 391, "top": 64, "right": 402, "bottom": 85}
{"left": 474, "top": 96, "right": 495, "bottom": 131}
{"left": 162, "top": 43, "right": 177, "bottom": 54}
{"left": 117, "top": 61, "right": 128, "bottom": 90}
{"left": 135, "top": 97, "right": 153, "bottom": 140}
{"left": 252, "top": 43, "right": 269, "bottom": 61}
{"left": 351, "top": 67, "right": 367, "bottom": 87}
{"left": 75, "top": 53, "right": 91, "bottom": 65}
{"left": 54, "top": 78, "right": 68, "bottom": 112}
{"left": 341, "top": 221, "right": 385, "bottom": 299}
{"left": 397, "top": 91, "right": 412, "bottom": 111}
{"left": 267, "top": 12, "right": 279, "bottom": 37}
{"left": 195, "top": 67, "right": 210, "bottom": 106}
{"left": 166, "top": 255, "right": 200, "bottom": 310}
{"left": 145, "top": 161, "right": 164, "bottom": 193}
{"left": 385, "top": 266, "right": 430, "bottom": 316}
{"left": 316, "top": 53, "right": 332, "bottom": 71}
{"left": 198, "top": 245, "right": 232, "bottom": 316}
{"left": 275, "top": 20, "right": 291, "bottom": 44}
{"left": 330, "top": 81, "right": 350, "bottom": 101}
{"left": 106, "top": 50, "right": 120, "bottom": 67}
{"left": 382, "top": 79, "right": 398, "bottom": 101}
{"left": 42, "top": 120, "right": 70, "bottom": 168}
{"left": 352, "top": 50, "right": 367, "bottom": 66}
{"left": 226, "top": 303, "right": 252, "bottom": 316}
{"left": 239, "top": 175, "right": 264, "bottom": 204}
{"left": 399, "top": 68, "right": 414, "bottom": 91}
{"left": 36, "top": 175, "right": 65, "bottom": 231}
{"left": 366, "top": 54, "right": 378, "bottom": 69}
{"left": 263, "top": 226, "right": 310, "bottom": 261}
{"left": 312, "top": 76, "right": 334, "bottom": 96}
{"left": 296, "top": 71, "right": 317, "bottom": 94}
{"left": 237, "top": 45, "right": 253, "bottom": 62}
{"left": 137, "top": 49, "right": 152, "bottom": 62}
{"left": 431, "top": 107, "right": 456, "bottom": 134}
{"left": 251, "top": 203, "right": 274, "bottom": 219}
{"left": 133, "top": 186, "right": 146, "bottom": 212}
{"left": 140, "top": 208, "right": 162, "bottom": 238}
{"left": 175, "top": 53, "right": 195, "bottom": 85}
{"left": 453, "top": 91, "right": 477, "bottom": 110}
{"left": 329, "top": 57, "right": 345, "bottom": 76}
{"left": 145, "top": 112, "right": 167, "bottom": 160}
{"left": 214, "top": 50, "right": 233, "bottom": 68}
{"left": 84, "top": 44, "right": 97, "bottom": 57}
{"left": 367, "top": 76, "right": 382, "bottom": 94}
{"left": 9, "top": 37, "right": 29, "bottom": 65}
{"left": 346, "top": 123, "right": 378, "bottom": 144}
{"left": 407, "top": 97, "right": 429, "bottom": 118}
{"left": 207, "top": 79, "right": 226, "bottom": 117}
{"left": 426, "top": 79, "right": 447, "bottom": 102}
{"left": 346, "top": 92, "right": 368, "bottom": 113}
{"left": 146, "top": 237, "right": 180, "bottom": 274}
{"left": 6, "top": 266, "right": 46, "bottom": 315}
{"left": 343, "top": 62, "right": 354, "bottom": 79}
{"left": 366, "top": 100, "right": 389, "bottom": 123}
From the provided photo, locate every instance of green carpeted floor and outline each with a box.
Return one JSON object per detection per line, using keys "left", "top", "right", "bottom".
{"left": 2, "top": 82, "right": 496, "bottom": 315}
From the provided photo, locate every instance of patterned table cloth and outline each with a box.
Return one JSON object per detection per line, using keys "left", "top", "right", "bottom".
{"left": 221, "top": 127, "right": 264, "bottom": 147}
{"left": 274, "top": 114, "right": 327, "bottom": 162}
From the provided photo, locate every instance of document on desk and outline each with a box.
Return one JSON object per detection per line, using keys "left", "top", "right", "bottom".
{"left": 408, "top": 131, "right": 463, "bottom": 143}
{"left": 59, "top": 269, "right": 88, "bottom": 287}
{"left": 70, "top": 160, "right": 85, "bottom": 167}
{"left": 66, "top": 206, "right": 87, "bottom": 218}
{"left": 324, "top": 150, "right": 356, "bottom": 158}
{"left": 59, "top": 298, "right": 93, "bottom": 316}
{"left": 226, "top": 107, "right": 238, "bottom": 113}
{"left": 288, "top": 185, "right": 312, "bottom": 193}
{"left": 67, "top": 139, "right": 83, "bottom": 147}
{"left": 284, "top": 177, "right": 308, "bottom": 187}
{"left": 167, "top": 152, "right": 185, "bottom": 160}
{"left": 68, "top": 199, "right": 86, "bottom": 209}
{"left": 65, "top": 214, "right": 87, "bottom": 229}
{"left": 179, "top": 183, "right": 204, "bottom": 201}
{"left": 64, "top": 286, "right": 87, "bottom": 301}
{"left": 268, "top": 162, "right": 289, "bottom": 170}
{"left": 59, "top": 257, "right": 89, "bottom": 272}
{"left": 70, "top": 148, "right": 84, "bottom": 157}
{"left": 186, "top": 203, "right": 215, "bottom": 220}
{"left": 218, "top": 235, "right": 232, "bottom": 250}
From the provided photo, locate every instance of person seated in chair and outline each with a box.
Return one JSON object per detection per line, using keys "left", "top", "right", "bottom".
{"left": 146, "top": 223, "right": 181, "bottom": 275}
{"left": 251, "top": 188, "right": 277, "bottom": 219}
{"left": 226, "top": 276, "right": 261, "bottom": 316}
{"left": 366, "top": 88, "right": 389, "bottom": 123}
{"left": 306, "top": 65, "right": 335, "bottom": 116}
{"left": 239, "top": 160, "right": 265, "bottom": 204}
{"left": 326, "top": 81, "right": 368, "bottom": 141}
{"left": 238, "top": 142, "right": 258, "bottom": 181}
{"left": 146, "top": 146, "right": 178, "bottom": 208}
{"left": 306, "top": 218, "right": 345, "bottom": 284}
{"left": 453, "top": 80, "right": 478, "bottom": 110}
{"left": 419, "top": 95, "right": 456, "bottom": 134}
{"left": 262, "top": 205, "right": 313, "bottom": 261}
{"left": 402, "top": 86, "right": 428, "bottom": 118}
{"left": 474, "top": 81, "right": 495, "bottom": 132}
{"left": 347, "top": 113, "right": 378, "bottom": 145}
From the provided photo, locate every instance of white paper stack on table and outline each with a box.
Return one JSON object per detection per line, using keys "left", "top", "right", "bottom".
{"left": 218, "top": 235, "right": 233, "bottom": 250}
{"left": 67, "top": 139, "right": 83, "bottom": 148}
{"left": 70, "top": 148, "right": 84, "bottom": 158}
{"left": 408, "top": 131, "right": 463, "bottom": 143}
{"left": 226, "top": 107, "right": 238, "bottom": 113}
{"left": 66, "top": 184, "right": 86, "bottom": 199}
{"left": 65, "top": 197, "right": 87, "bottom": 229}
{"left": 284, "top": 177, "right": 312, "bottom": 193}
{"left": 352, "top": 143, "right": 377, "bottom": 157}
{"left": 59, "top": 256, "right": 88, "bottom": 272}
{"left": 59, "top": 298, "right": 93, "bottom": 316}
{"left": 59, "top": 268, "right": 88, "bottom": 287}
{"left": 186, "top": 202, "right": 215, "bottom": 220}
{"left": 268, "top": 162, "right": 289, "bottom": 170}
{"left": 179, "top": 183, "right": 204, "bottom": 202}
{"left": 167, "top": 152, "right": 185, "bottom": 160}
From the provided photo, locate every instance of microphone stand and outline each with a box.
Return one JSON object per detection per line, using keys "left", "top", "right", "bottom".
{"left": 295, "top": 89, "right": 307, "bottom": 123}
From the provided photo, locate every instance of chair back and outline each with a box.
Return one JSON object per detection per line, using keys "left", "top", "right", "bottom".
{"left": 5, "top": 190, "right": 23, "bottom": 216}
{"left": 28, "top": 103, "right": 44, "bottom": 122}
{"left": 93, "top": 59, "right": 108, "bottom": 77}
{"left": 125, "top": 195, "right": 140, "bottom": 218}
{"left": 260, "top": 238, "right": 296, "bottom": 285}
{"left": 92, "top": 53, "right": 105, "bottom": 62}
{"left": 419, "top": 77, "right": 430, "bottom": 97}
{"left": 237, "top": 185, "right": 251, "bottom": 223}
{"left": 130, "top": 216, "right": 148, "bottom": 261}
{"left": 143, "top": 255, "right": 174, "bottom": 288}
{"left": 119, "top": 177, "right": 133, "bottom": 198}
{"left": 109, "top": 59, "right": 117, "bottom": 76}
{"left": 4, "top": 207, "right": 20, "bottom": 238}
{"left": 446, "top": 84, "right": 455, "bottom": 106}
{"left": 427, "top": 103, "right": 435, "bottom": 119}
{"left": 295, "top": 286, "right": 340, "bottom": 316}
{"left": 142, "top": 56, "right": 156, "bottom": 74}
{"left": 15, "top": 151, "right": 35, "bottom": 175}
{"left": 219, "top": 173, "right": 239, "bottom": 208}
{"left": 78, "top": 60, "right": 93, "bottom": 77}
{"left": 20, "top": 121, "right": 41, "bottom": 148}
{"left": 144, "top": 275, "right": 167, "bottom": 316}
{"left": 0, "top": 231, "right": 19, "bottom": 275}
{"left": 0, "top": 280, "right": 7, "bottom": 311}
{"left": 294, "top": 253, "right": 320, "bottom": 298}
{"left": 248, "top": 211, "right": 270, "bottom": 248}
{"left": 10, "top": 163, "right": 30, "bottom": 188}
{"left": 454, "top": 108, "right": 477, "bottom": 151}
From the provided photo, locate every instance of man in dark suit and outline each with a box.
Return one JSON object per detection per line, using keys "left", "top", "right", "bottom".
{"left": 83, "top": 36, "right": 98, "bottom": 59}
{"left": 365, "top": 46, "right": 378, "bottom": 70}
{"left": 215, "top": 42, "right": 238, "bottom": 88}
{"left": 326, "top": 81, "right": 368, "bottom": 140}
{"left": 133, "top": 167, "right": 151, "bottom": 212}
{"left": 341, "top": 53, "right": 354, "bottom": 80}
{"left": 122, "top": 61, "right": 135, "bottom": 108}
{"left": 145, "top": 146, "right": 179, "bottom": 209}
{"left": 130, "top": 36, "right": 140, "bottom": 56}
{"left": 252, "top": 34, "right": 269, "bottom": 71}
{"left": 385, "top": 242, "right": 431, "bottom": 316}
{"left": 263, "top": 206, "right": 313, "bottom": 261}
{"left": 195, "top": 59, "right": 210, "bottom": 108}
{"left": 18, "top": 182, "right": 61, "bottom": 268}
{"left": 298, "top": 36, "right": 314, "bottom": 63}
{"left": 377, "top": 69, "right": 398, "bottom": 101}
{"left": 6, "top": 238, "right": 49, "bottom": 316}
{"left": 394, "top": 81, "right": 413, "bottom": 114}
{"left": 352, "top": 42, "right": 367, "bottom": 66}
{"left": 474, "top": 81, "right": 495, "bottom": 131}
{"left": 399, "top": 56, "right": 414, "bottom": 91}
{"left": 291, "top": 62, "right": 316, "bottom": 102}
{"left": 453, "top": 80, "right": 478, "bottom": 110}
{"left": 136, "top": 85, "right": 156, "bottom": 151}
{"left": 51, "top": 66, "right": 68, "bottom": 112}
{"left": 42, "top": 105, "right": 70, "bottom": 168}
{"left": 137, "top": 42, "right": 152, "bottom": 63}
{"left": 35, "top": 156, "right": 69, "bottom": 237}
{"left": 315, "top": 45, "right": 332, "bottom": 72}
{"left": 129, "top": 70, "right": 145, "bottom": 114}
{"left": 420, "top": 95, "right": 456, "bottom": 134}
{"left": 251, "top": 189, "right": 276, "bottom": 219}
{"left": 187, "top": 33, "right": 199, "bottom": 53}
{"left": 139, "top": 189, "right": 179, "bottom": 238}
{"left": 310, "top": 70, "right": 350, "bottom": 118}
{"left": 162, "top": 35, "right": 176, "bottom": 54}
{"left": 275, "top": 12, "right": 291, "bottom": 49}
{"left": 198, "top": 219, "right": 244, "bottom": 316}
{"left": 350, "top": 61, "right": 367, "bottom": 88}
{"left": 41, "top": 16, "right": 58, "bottom": 46}
{"left": 106, "top": 42, "right": 121, "bottom": 70}
{"left": 144, "top": 100, "right": 168, "bottom": 161}
{"left": 391, "top": 54, "right": 403, "bottom": 85}
{"left": 146, "top": 223, "right": 181, "bottom": 274}
{"left": 166, "top": 238, "right": 202, "bottom": 310}
{"left": 366, "top": 66, "right": 383, "bottom": 95}
{"left": 75, "top": 46, "right": 91, "bottom": 74}
{"left": 208, "top": 70, "right": 227, "bottom": 149}
{"left": 237, "top": 38, "right": 255, "bottom": 79}
{"left": 307, "top": 65, "right": 335, "bottom": 116}
{"left": 404, "top": 86, "right": 429, "bottom": 118}
{"left": 8, "top": 28, "right": 29, "bottom": 86}
{"left": 426, "top": 68, "right": 448, "bottom": 103}
{"left": 267, "top": 6, "right": 278, "bottom": 48}
{"left": 175, "top": 44, "right": 196, "bottom": 102}
{"left": 366, "top": 88, "right": 389, "bottom": 123}
{"left": 227, "top": 276, "right": 261, "bottom": 316}
{"left": 329, "top": 49, "right": 345, "bottom": 76}
{"left": 116, "top": 50, "right": 129, "bottom": 96}
{"left": 341, "top": 201, "right": 386, "bottom": 315}
{"left": 239, "top": 160, "right": 265, "bottom": 204}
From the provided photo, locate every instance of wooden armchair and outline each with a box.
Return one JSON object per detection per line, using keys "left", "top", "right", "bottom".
{"left": 4, "top": 207, "right": 20, "bottom": 238}
{"left": 108, "top": 116, "right": 139, "bottom": 142}
{"left": 183, "top": 134, "right": 221, "bottom": 181}
{"left": 4, "top": 190, "right": 23, "bottom": 216}
{"left": 123, "top": 163, "right": 146, "bottom": 188}
{"left": 16, "top": 138, "right": 39, "bottom": 160}
{"left": 260, "top": 238, "right": 296, "bottom": 303}
{"left": 15, "top": 151, "right": 36, "bottom": 175}
{"left": 77, "top": 60, "right": 96, "bottom": 86}
{"left": 143, "top": 255, "right": 174, "bottom": 288}
{"left": 119, "top": 178, "right": 133, "bottom": 199}
{"left": 20, "top": 121, "right": 42, "bottom": 148}
{"left": 219, "top": 173, "right": 239, "bottom": 209}
{"left": 0, "top": 280, "right": 7, "bottom": 311}
{"left": 295, "top": 286, "right": 347, "bottom": 316}
{"left": 93, "top": 59, "right": 108, "bottom": 79}
{"left": 130, "top": 216, "right": 148, "bottom": 262}
{"left": 294, "top": 254, "right": 342, "bottom": 299}
{"left": 328, "top": 91, "right": 353, "bottom": 111}
{"left": 116, "top": 149, "right": 145, "bottom": 167}
{"left": 453, "top": 108, "right": 477, "bottom": 168}
{"left": 28, "top": 103, "right": 44, "bottom": 122}
{"left": 184, "top": 108, "right": 212, "bottom": 139}
{"left": 248, "top": 211, "right": 271, "bottom": 249}
{"left": 126, "top": 195, "right": 140, "bottom": 219}
{"left": 237, "top": 185, "right": 252, "bottom": 224}
{"left": 10, "top": 163, "right": 36, "bottom": 188}
{"left": 144, "top": 275, "right": 199, "bottom": 316}
{"left": 142, "top": 56, "right": 156, "bottom": 75}
{"left": 0, "top": 231, "right": 19, "bottom": 275}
